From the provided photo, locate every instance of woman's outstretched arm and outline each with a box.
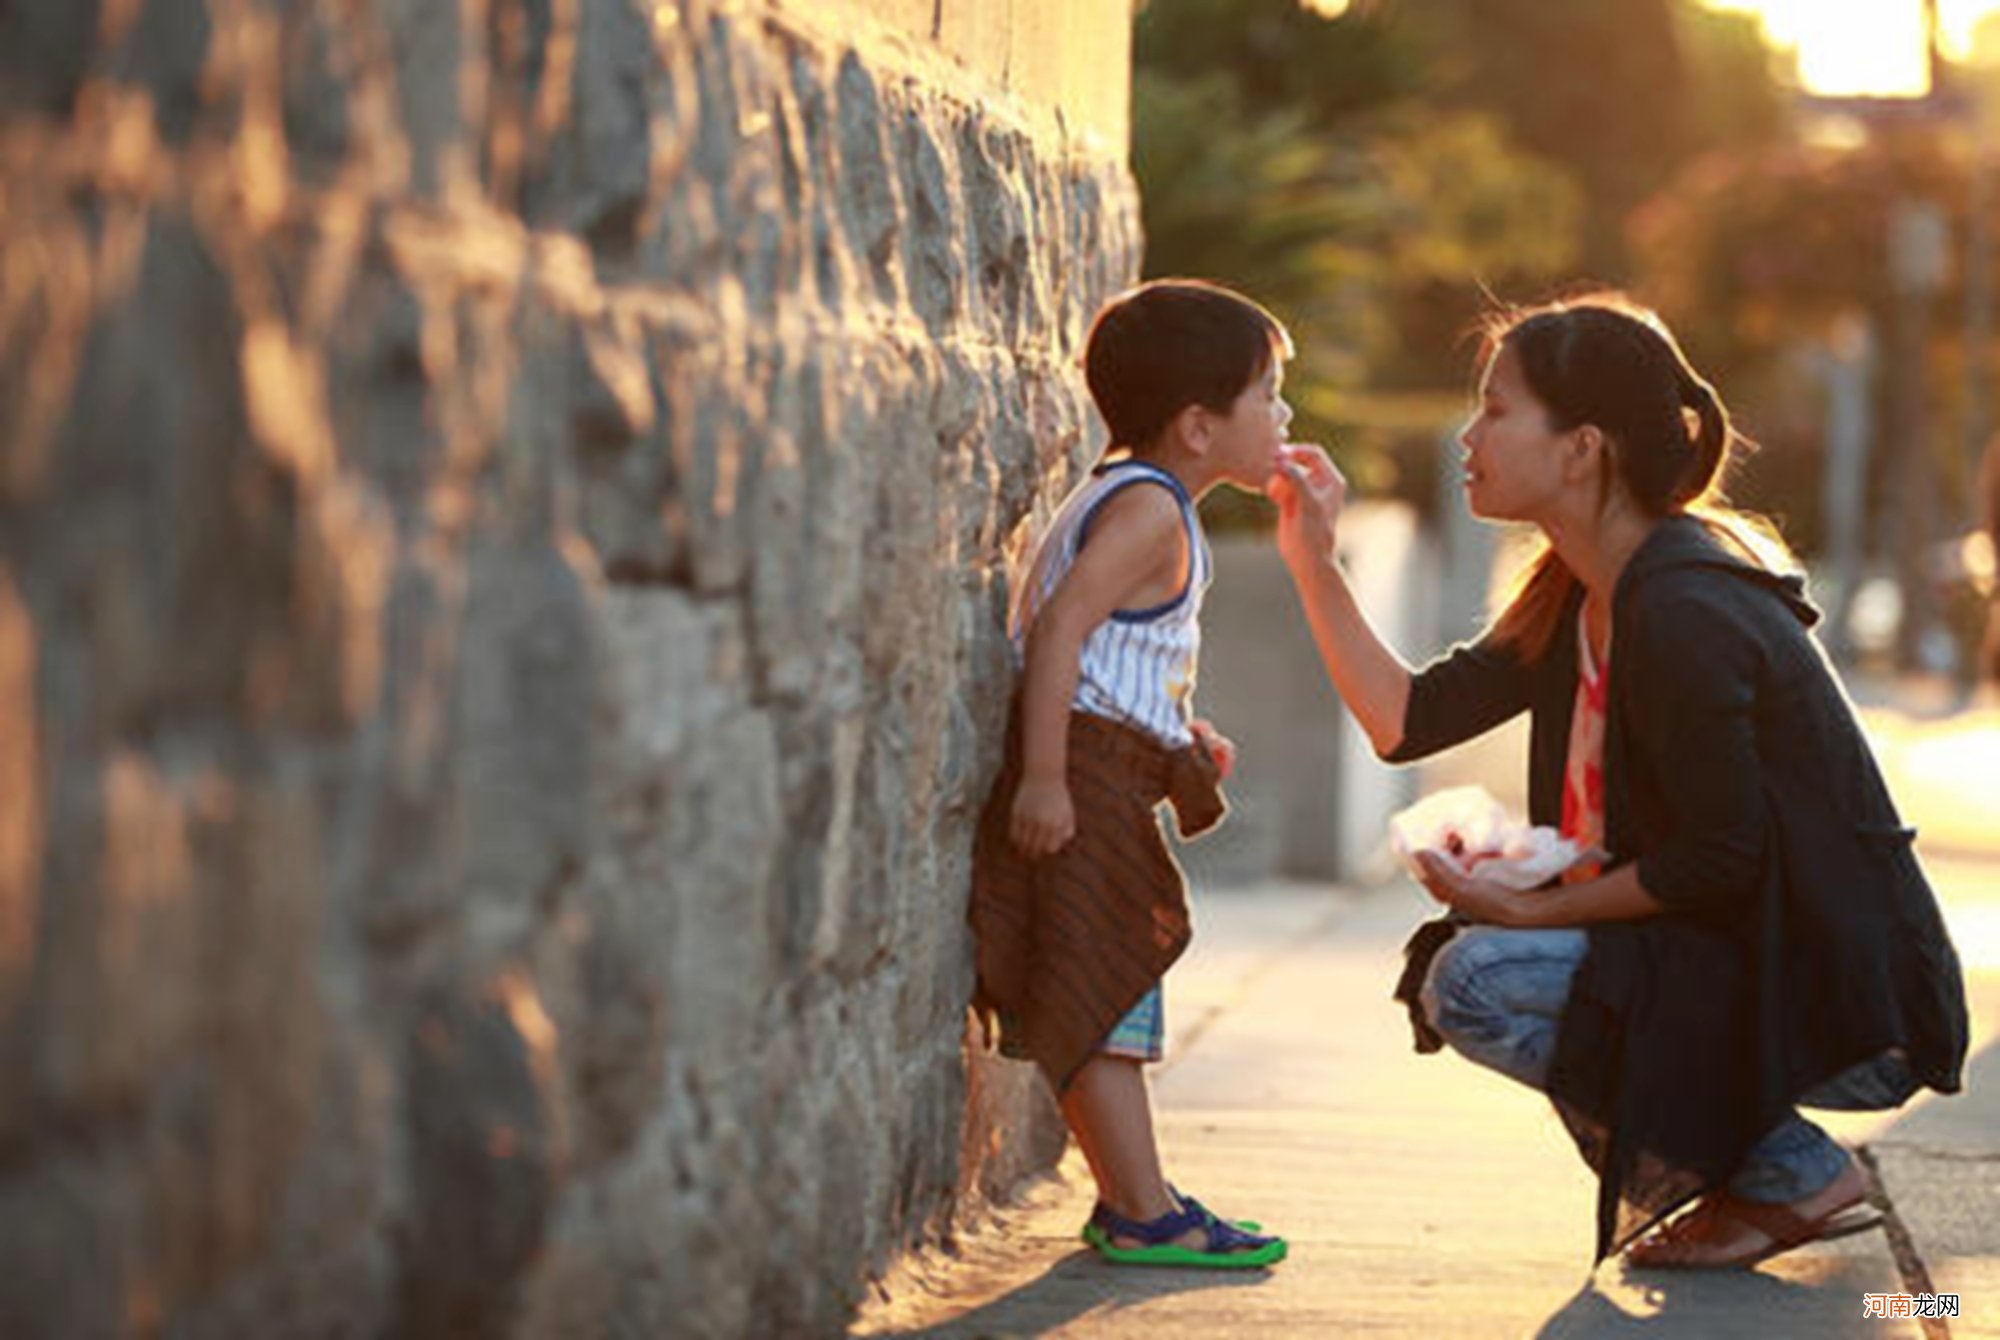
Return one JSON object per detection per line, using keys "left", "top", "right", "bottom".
{"left": 1267, "top": 447, "right": 1412, "bottom": 758}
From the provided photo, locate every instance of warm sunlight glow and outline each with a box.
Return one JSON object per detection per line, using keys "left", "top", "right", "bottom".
{"left": 1859, "top": 705, "right": 2000, "bottom": 869}
{"left": 1703, "top": 0, "right": 2000, "bottom": 96}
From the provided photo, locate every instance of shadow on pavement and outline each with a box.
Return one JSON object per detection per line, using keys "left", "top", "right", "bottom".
{"left": 1871, "top": 1034, "right": 2000, "bottom": 1155}
{"left": 864, "top": 1247, "right": 1285, "bottom": 1340}
{"left": 1526, "top": 1029, "right": 1998, "bottom": 1340}
{"left": 1537, "top": 1265, "right": 1894, "bottom": 1339}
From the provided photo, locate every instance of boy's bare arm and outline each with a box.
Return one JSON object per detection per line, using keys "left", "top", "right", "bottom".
{"left": 1010, "top": 487, "right": 1187, "bottom": 856}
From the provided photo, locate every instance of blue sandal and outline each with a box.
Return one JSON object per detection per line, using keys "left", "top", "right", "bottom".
{"left": 1081, "top": 1185, "right": 1261, "bottom": 1240}
{"left": 1081, "top": 1197, "right": 1287, "bottom": 1269}
{"left": 1170, "top": 1185, "right": 1262, "bottom": 1233}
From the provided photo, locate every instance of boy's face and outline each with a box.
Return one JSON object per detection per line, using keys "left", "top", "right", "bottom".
{"left": 1205, "top": 358, "right": 1293, "bottom": 490}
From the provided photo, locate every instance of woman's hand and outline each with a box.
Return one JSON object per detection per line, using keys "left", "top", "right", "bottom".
{"left": 1265, "top": 444, "right": 1347, "bottom": 574}
{"left": 1010, "top": 777, "right": 1076, "bottom": 857}
{"left": 1413, "top": 850, "right": 1546, "bottom": 928}
{"left": 1190, "top": 718, "right": 1237, "bottom": 780}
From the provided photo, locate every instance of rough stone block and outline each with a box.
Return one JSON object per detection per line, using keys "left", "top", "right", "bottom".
{"left": 748, "top": 350, "right": 865, "bottom": 701}
{"left": 569, "top": 911, "right": 669, "bottom": 1169}
{"left": 0, "top": 572, "right": 37, "bottom": 1148}
{"left": 348, "top": 552, "right": 465, "bottom": 946}
{"left": 957, "top": 121, "right": 1031, "bottom": 343}
{"left": 0, "top": 3, "right": 97, "bottom": 117}
{"left": 661, "top": 340, "right": 757, "bottom": 595}
{"left": 835, "top": 51, "right": 902, "bottom": 306}
{"left": 556, "top": 0, "right": 659, "bottom": 248}
{"left": 29, "top": 754, "right": 202, "bottom": 1124}
{"left": 103, "top": 0, "right": 212, "bottom": 145}
{"left": 165, "top": 1028, "right": 396, "bottom": 1340}
{"left": 769, "top": 703, "right": 865, "bottom": 972}
{"left": 899, "top": 104, "right": 965, "bottom": 332}
{"left": 784, "top": 42, "right": 859, "bottom": 316}
{"left": 398, "top": 969, "right": 566, "bottom": 1336}
{"left": 278, "top": 5, "right": 353, "bottom": 177}
{"left": 663, "top": 706, "right": 781, "bottom": 1067}
{"left": 450, "top": 540, "right": 597, "bottom": 916}
{"left": 325, "top": 268, "right": 437, "bottom": 528}
{"left": 381, "top": 0, "right": 466, "bottom": 198}
{"left": 287, "top": 479, "right": 394, "bottom": 735}
{"left": 0, "top": 1151, "right": 133, "bottom": 1339}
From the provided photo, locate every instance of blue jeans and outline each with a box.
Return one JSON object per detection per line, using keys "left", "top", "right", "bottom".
{"left": 1420, "top": 927, "right": 1910, "bottom": 1204}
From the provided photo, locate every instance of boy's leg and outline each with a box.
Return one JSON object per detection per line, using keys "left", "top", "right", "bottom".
{"left": 1064, "top": 1055, "right": 1268, "bottom": 1254}
{"left": 1060, "top": 1055, "right": 1176, "bottom": 1227}
{"left": 1066, "top": 1097, "right": 1110, "bottom": 1201}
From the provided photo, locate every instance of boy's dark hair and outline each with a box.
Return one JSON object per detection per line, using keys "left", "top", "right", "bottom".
{"left": 1083, "top": 279, "right": 1292, "bottom": 452}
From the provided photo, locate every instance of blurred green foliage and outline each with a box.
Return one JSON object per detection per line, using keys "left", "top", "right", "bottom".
{"left": 1629, "top": 128, "right": 1988, "bottom": 556}
{"left": 1133, "top": 0, "right": 1790, "bottom": 524}
{"left": 1136, "top": 0, "right": 2000, "bottom": 673}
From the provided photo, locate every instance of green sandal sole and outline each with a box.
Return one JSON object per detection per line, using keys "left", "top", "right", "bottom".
{"left": 1080, "top": 1222, "right": 1288, "bottom": 1269}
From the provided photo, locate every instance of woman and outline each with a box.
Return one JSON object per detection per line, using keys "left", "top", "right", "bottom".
{"left": 1268, "top": 294, "right": 1968, "bottom": 1268}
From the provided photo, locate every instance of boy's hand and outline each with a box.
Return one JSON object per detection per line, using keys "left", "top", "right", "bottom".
{"left": 1010, "top": 778, "right": 1076, "bottom": 858}
{"left": 1190, "top": 718, "right": 1237, "bottom": 780}
{"left": 1265, "top": 444, "right": 1347, "bottom": 572}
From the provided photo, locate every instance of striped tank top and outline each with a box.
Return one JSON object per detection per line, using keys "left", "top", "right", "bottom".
{"left": 1010, "top": 459, "right": 1211, "bottom": 747}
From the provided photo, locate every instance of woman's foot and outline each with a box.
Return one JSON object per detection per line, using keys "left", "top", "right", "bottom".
{"left": 1624, "top": 1159, "right": 1877, "bottom": 1270}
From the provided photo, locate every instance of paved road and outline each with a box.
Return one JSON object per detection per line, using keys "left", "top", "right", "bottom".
{"left": 855, "top": 700, "right": 2000, "bottom": 1339}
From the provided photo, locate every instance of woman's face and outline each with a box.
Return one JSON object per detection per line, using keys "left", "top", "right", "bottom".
{"left": 1457, "top": 345, "right": 1570, "bottom": 523}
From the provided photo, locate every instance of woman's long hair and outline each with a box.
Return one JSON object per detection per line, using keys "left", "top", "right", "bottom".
{"left": 1482, "top": 293, "right": 1795, "bottom": 660}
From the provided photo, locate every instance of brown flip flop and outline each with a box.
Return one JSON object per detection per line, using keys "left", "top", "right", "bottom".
{"left": 1628, "top": 1190, "right": 1885, "bottom": 1271}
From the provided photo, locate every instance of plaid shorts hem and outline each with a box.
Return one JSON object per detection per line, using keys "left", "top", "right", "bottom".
{"left": 1097, "top": 984, "right": 1164, "bottom": 1063}
{"left": 991, "top": 984, "right": 1167, "bottom": 1065}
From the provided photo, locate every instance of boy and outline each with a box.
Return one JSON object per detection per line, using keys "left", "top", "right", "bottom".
{"left": 969, "top": 279, "right": 1294, "bottom": 1268}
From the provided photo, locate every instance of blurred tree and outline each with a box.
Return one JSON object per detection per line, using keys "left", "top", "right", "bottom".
{"left": 1675, "top": 2, "right": 1792, "bottom": 153}
{"left": 1629, "top": 135, "right": 1964, "bottom": 371}
{"left": 1427, "top": 0, "right": 1691, "bottom": 277}
{"left": 1134, "top": 0, "right": 1583, "bottom": 510}
{"left": 1130, "top": 0, "right": 1795, "bottom": 518}
{"left": 1628, "top": 129, "right": 1981, "bottom": 575}
{"left": 1136, "top": 0, "right": 1447, "bottom": 125}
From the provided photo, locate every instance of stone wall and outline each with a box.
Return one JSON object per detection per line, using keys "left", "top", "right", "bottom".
{"left": 0, "top": 1, "right": 1138, "bottom": 1335}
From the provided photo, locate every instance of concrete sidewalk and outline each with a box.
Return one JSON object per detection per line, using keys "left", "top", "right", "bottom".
{"left": 856, "top": 872, "right": 2000, "bottom": 1338}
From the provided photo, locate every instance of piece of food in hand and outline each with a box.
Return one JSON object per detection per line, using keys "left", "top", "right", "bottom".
{"left": 1389, "top": 786, "right": 1585, "bottom": 892}
{"left": 1443, "top": 834, "right": 1511, "bottom": 875}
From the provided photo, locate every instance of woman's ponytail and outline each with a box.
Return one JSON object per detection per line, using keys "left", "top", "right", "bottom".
{"left": 1673, "top": 371, "right": 1730, "bottom": 509}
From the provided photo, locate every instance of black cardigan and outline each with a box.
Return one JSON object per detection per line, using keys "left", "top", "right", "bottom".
{"left": 1388, "top": 516, "right": 1968, "bottom": 1260}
